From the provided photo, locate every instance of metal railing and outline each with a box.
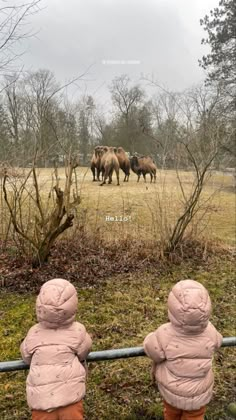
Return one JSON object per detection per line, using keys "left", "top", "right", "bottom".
{"left": 0, "top": 336, "right": 235, "bottom": 373}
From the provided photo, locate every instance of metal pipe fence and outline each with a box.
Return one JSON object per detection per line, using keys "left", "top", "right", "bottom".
{"left": 0, "top": 336, "right": 235, "bottom": 373}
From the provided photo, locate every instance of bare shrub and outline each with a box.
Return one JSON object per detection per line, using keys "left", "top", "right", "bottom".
{"left": 140, "top": 79, "right": 234, "bottom": 256}
{"left": 2, "top": 156, "right": 80, "bottom": 267}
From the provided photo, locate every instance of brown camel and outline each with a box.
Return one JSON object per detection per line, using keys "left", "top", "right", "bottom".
{"left": 116, "top": 147, "right": 130, "bottom": 182}
{"left": 100, "top": 147, "right": 120, "bottom": 186}
{"left": 90, "top": 145, "right": 106, "bottom": 181}
{"left": 130, "top": 155, "right": 157, "bottom": 183}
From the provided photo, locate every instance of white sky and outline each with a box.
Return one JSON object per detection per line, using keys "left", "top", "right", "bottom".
{"left": 19, "top": 0, "right": 218, "bottom": 108}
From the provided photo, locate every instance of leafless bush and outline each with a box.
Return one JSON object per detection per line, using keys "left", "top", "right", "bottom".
{"left": 140, "top": 79, "right": 233, "bottom": 255}
{"left": 2, "top": 155, "right": 81, "bottom": 267}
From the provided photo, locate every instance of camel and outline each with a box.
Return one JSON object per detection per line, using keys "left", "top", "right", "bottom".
{"left": 100, "top": 147, "right": 120, "bottom": 186}
{"left": 116, "top": 147, "right": 130, "bottom": 182}
{"left": 90, "top": 146, "right": 105, "bottom": 181}
{"left": 130, "top": 155, "right": 157, "bottom": 183}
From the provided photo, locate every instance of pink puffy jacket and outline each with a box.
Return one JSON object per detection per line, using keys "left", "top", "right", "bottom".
{"left": 20, "top": 279, "right": 92, "bottom": 412}
{"left": 143, "top": 279, "right": 222, "bottom": 411}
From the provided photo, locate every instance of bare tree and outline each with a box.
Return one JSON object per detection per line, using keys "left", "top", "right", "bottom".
{"left": 110, "top": 75, "right": 144, "bottom": 119}
{"left": 110, "top": 75, "right": 145, "bottom": 153}
{"left": 165, "top": 142, "right": 218, "bottom": 254}
{"left": 1, "top": 68, "right": 93, "bottom": 267}
{"left": 76, "top": 95, "right": 96, "bottom": 165}
{"left": 3, "top": 153, "right": 80, "bottom": 267}
{"left": 1, "top": 68, "right": 90, "bottom": 166}
{"left": 3, "top": 74, "right": 22, "bottom": 155}
{"left": 0, "top": 0, "right": 41, "bottom": 75}
{"left": 142, "top": 78, "right": 233, "bottom": 254}
{"left": 151, "top": 92, "right": 182, "bottom": 168}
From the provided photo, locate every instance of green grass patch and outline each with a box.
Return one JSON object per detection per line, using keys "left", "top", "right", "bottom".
{"left": 0, "top": 256, "right": 235, "bottom": 419}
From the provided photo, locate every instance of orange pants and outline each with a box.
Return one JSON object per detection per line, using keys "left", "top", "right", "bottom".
{"left": 32, "top": 400, "right": 84, "bottom": 420}
{"left": 164, "top": 400, "right": 206, "bottom": 420}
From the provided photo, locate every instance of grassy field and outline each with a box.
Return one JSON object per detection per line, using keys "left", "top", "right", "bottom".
{"left": 0, "top": 256, "right": 235, "bottom": 419}
{"left": 1, "top": 167, "right": 235, "bottom": 245}
{"left": 0, "top": 167, "right": 235, "bottom": 419}
{"left": 43, "top": 167, "right": 236, "bottom": 244}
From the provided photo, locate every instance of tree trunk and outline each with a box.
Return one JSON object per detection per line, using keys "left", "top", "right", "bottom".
{"left": 32, "top": 213, "right": 74, "bottom": 267}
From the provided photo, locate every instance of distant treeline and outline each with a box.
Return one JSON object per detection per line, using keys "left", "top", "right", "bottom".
{"left": 0, "top": 71, "right": 235, "bottom": 169}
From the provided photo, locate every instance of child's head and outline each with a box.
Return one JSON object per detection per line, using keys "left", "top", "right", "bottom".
{"left": 36, "top": 278, "right": 78, "bottom": 329}
{"left": 167, "top": 279, "right": 211, "bottom": 334}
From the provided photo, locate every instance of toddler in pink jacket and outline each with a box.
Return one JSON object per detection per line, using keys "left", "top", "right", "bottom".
{"left": 143, "top": 279, "right": 222, "bottom": 420}
{"left": 20, "top": 278, "right": 92, "bottom": 420}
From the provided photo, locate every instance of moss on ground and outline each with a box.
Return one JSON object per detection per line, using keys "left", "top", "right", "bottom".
{"left": 0, "top": 256, "right": 235, "bottom": 419}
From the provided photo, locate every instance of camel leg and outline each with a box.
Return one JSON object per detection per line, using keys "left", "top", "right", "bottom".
{"left": 150, "top": 173, "right": 153, "bottom": 183}
{"left": 100, "top": 179, "right": 107, "bottom": 186}
{"left": 116, "top": 169, "right": 120, "bottom": 186}
{"left": 97, "top": 168, "right": 101, "bottom": 182}
{"left": 91, "top": 167, "right": 96, "bottom": 181}
{"left": 137, "top": 174, "right": 141, "bottom": 182}
{"left": 100, "top": 170, "right": 107, "bottom": 186}
{"left": 108, "top": 168, "right": 113, "bottom": 184}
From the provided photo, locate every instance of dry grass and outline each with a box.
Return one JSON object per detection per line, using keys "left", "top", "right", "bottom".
{"left": 7, "top": 166, "right": 233, "bottom": 245}
{"left": 0, "top": 168, "right": 235, "bottom": 419}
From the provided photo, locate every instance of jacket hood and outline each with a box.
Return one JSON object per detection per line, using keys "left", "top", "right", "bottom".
{"left": 167, "top": 279, "right": 211, "bottom": 334}
{"left": 36, "top": 278, "right": 78, "bottom": 328}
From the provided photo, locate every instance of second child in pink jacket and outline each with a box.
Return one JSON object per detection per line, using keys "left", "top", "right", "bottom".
{"left": 143, "top": 279, "right": 222, "bottom": 420}
{"left": 20, "top": 278, "right": 92, "bottom": 420}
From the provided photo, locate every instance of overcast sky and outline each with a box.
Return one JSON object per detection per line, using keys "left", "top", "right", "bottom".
{"left": 21, "top": 0, "right": 218, "bottom": 108}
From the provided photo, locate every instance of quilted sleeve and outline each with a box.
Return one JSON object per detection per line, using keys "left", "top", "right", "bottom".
{"left": 208, "top": 322, "right": 223, "bottom": 350}
{"left": 20, "top": 336, "right": 32, "bottom": 365}
{"left": 75, "top": 323, "right": 92, "bottom": 361}
{"left": 215, "top": 330, "right": 223, "bottom": 349}
{"left": 143, "top": 329, "right": 166, "bottom": 363}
